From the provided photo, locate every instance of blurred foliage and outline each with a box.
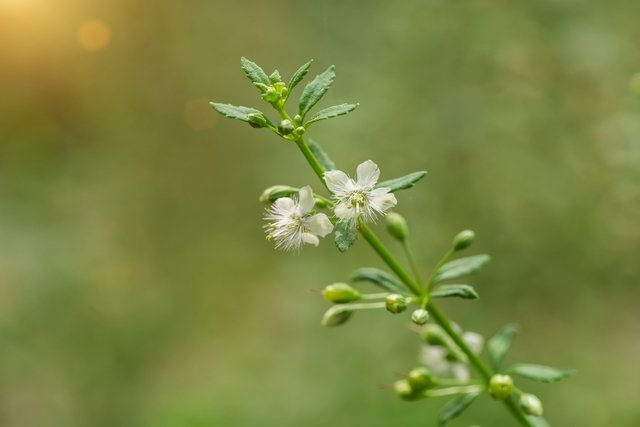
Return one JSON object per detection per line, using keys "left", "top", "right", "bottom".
{"left": 1, "top": 0, "right": 640, "bottom": 426}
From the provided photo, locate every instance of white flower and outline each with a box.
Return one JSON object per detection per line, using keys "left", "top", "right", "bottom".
{"left": 323, "top": 160, "right": 397, "bottom": 224}
{"left": 420, "top": 331, "right": 484, "bottom": 381}
{"left": 264, "top": 186, "right": 333, "bottom": 251}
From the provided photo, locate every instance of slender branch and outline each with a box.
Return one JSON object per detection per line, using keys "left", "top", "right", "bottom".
{"left": 426, "top": 247, "right": 454, "bottom": 292}
{"left": 402, "top": 240, "right": 424, "bottom": 286}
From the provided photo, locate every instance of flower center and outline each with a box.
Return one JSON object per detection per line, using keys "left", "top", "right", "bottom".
{"left": 348, "top": 190, "right": 368, "bottom": 209}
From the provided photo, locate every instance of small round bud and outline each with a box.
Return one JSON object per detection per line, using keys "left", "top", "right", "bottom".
{"left": 293, "top": 114, "right": 302, "bottom": 124}
{"left": 407, "top": 367, "right": 434, "bottom": 391}
{"left": 453, "top": 230, "right": 475, "bottom": 251}
{"left": 321, "top": 306, "right": 353, "bottom": 327}
{"left": 411, "top": 308, "right": 429, "bottom": 325}
{"left": 278, "top": 119, "right": 295, "bottom": 135}
{"left": 294, "top": 126, "right": 306, "bottom": 136}
{"left": 519, "top": 394, "right": 543, "bottom": 417}
{"left": 385, "top": 212, "right": 409, "bottom": 241}
{"left": 489, "top": 374, "right": 513, "bottom": 400}
{"left": 247, "top": 113, "right": 268, "bottom": 129}
{"left": 322, "top": 283, "right": 362, "bottom": 304}
{"left": 422, "top": 324, "right": 448, "bottom": 345}
{"left": 393, "top": 379, "right": 419, "bottom": 401}
{"left": 385, "top": 294, "right": 407, "bottom": 314}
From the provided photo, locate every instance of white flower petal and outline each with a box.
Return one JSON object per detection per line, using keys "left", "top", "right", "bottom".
{"left": 451, "top": 363, "right": 471, "bottom": 381}
{"left": 369, "top": 188, "right": 397, "bottom": 212}
{"left": 305, "top": 213, "right": 333, "bottom": 237}
{"left": 273, "top": 197, "right": 295, "bottom": 211}
{"left": 462, "top": 332, "right": 484, "bottom": 355}
{"left": 356, "top": 160, "right": 380, "bottom": 189}
{"left": 297, "top": 186, "right": 315, "bottom": 214}
{"left": 324, "top": 170, "right": 352, "bottom": 194}
{"left": 334, "top": 203, "right": 358, "bottom": 222}
{"left": 301, "top": 232, "right": 320, "bottom": 246}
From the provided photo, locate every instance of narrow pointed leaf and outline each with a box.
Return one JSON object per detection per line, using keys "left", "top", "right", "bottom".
{"left": 434, "top": 254, "right": 490, "bottom": 283}
{"left": 506, "top": 363, "right": 576, "bottom": 383}
{"left": 307, "top": 139, "right": 336, "bottom": 171}
{"left": 431, "top": 284, "right": 479, "bottom": 300}
{"left": 240, "top": 57, "right": 271, "bottom": 86}
{"left": 299, "top": 65, "right": 336, "bottom": 118}
{"left": 334, "top": 220, "right": 357, "bottom": 252}
{"left": 210, "top": 103, "right": 273, "bottom": 126}
{"left": 437, "top": 393, "right": 479, "bottom": 426}
{"left": 487, "top": 324, "right": 519, "bottom": 370}
{"left": 305, "top": 103, "right": 359, "bottom": 127}
{"left": 288, "top": 59, "right": 313, "bottom": 91}
{"left": 350, "top": 268, "right": 405, "bottom": 294}
{"left": 376, "top": 171, "right": 427, "bottom": 192}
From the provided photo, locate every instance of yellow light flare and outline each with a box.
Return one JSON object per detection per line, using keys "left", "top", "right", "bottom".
{"left": 184, "top": 98, "right": 217, "bottom": 131}
{"left": 77, "top": 19, "right": 111, "bottom": 52}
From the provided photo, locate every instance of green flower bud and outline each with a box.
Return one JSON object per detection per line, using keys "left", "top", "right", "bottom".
{"left": 322, "top": 283, "right": 362, "bottom": 304}
{"left": 393, "top": 379, "right": 419, "bottom": 401}
{"left": 407, "top": 367, "right": 434, "bottom": 391}
{"left": 385, "top": 212, "right": 409, "bottom": 241}
{"left": 489, "top": 374, "right": 513, "bottom": 400}
{"left": 269, "top": 69, "right": 282, "bottom": 84}
{"left": 278, "top": 119, "right": 295, "bottom": 135}
{"left": 422, "top": 324, "right": 448, "bottom": 346}
{"left": 385, "top": 294, "right": 407, "bottom": 314}
{"left": 453, "top": 230, "right": 475, "bottom": 251}
{"left": 321, "top": 306, "right": 353, "bottom": 327}
{"left": 262, "top": 87, "right": 280, "bottom": 103}
{"left": 294, "top": 126, "right": 306, "bottom": 136}
{"left": 247, "top": 113, "right": 268, "bottom": 129}
{"left": 519, "top": 394, "right": 543, "bottom": 417}
{"left": 411, "top": 308, "right": 429, "bottom": 325}
{"left": 293, "top": 114, "right": 302, "bottom": 124}
{"left": 259, "top": 185, "right": 298, "bottom": 203}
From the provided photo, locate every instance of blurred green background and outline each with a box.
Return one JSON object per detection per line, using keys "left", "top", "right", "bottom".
{"left": 1, "top": 0, "right": 639, "bottom": 426}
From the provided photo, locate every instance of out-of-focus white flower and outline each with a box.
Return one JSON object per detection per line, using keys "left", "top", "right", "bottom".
{"left": 264, "top": 186, "right": 333, "bottom": 251}
{"left": 323, "top": 160, "right": 397, "bottom": 225}
{"left": 420, "top": 331, "right": 484, "bottom": 381}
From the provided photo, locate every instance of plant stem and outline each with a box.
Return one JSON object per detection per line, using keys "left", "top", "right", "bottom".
{"left": 402, "top": 240, "right": 424, "bottom": 286}
{"left": 426, "top": 247, "right": 454, "bottom": 292}
{"left": 291, "top": 139, "right": 534, "bottom": 427}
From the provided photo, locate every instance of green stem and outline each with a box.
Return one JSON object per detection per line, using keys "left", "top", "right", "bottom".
{"left": 402, "top": 240, "right": 424, "bottom": 286}
{"left": 426, "top": 247, "right": 454, "bottom": 292}
{"left": 291, "top": 138, "right": 534, "bottom": 427}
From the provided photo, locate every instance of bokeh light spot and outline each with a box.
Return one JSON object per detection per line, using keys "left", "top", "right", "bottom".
{"left": 629, "top": 73, "right": 640, "bottom": 96}
{"left": 184, "top": 98, "right": 217, "bottom": 131}
{"left": 77, "top": 19, "right": 111, "bottom": 52}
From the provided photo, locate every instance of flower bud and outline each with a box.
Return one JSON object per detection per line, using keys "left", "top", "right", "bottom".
{"left": 293, "top": 114, "right": 303, "bottom": 124}
{"left": 489, "top": 374, "right": 513, "bottom": 400}
{"left": 262, "top": 87, "right": 280, "bottom": 103}
{"left": 322, "top": 283, "right": 362, "bottom": 304}
{"left": 385, "top": 294, "right": 407, "bottom": 314}
{"left": 453, "top": 230, "right": 475, "bottom": 251}
{"left": 411, "top": 308, "right": 429, "bottom": 325}
{"left": 393, "top": 379, "right": 419, "bottom": 401}
{"left": 294, "top": 126, "right": 306, "bottom": 136}
{"left": 407, "top": 367, "right": 434, "bottom": 391}
{"left": 247, "top": 113, "right": 268, "bottom": 129}
{"left": 321, "top": 306, "right": 353, "bottom": 327}
{"left": 259, "top": 185, "right": 298, "bottom": 203}
{"left": 278, "top": 119, "right": 295, "bottom": 135}
{"left": 519, "top": 394, "right": 543, "bottom": 417}
{"left": 385, "top": 212, "right": 409, "bottom": 241}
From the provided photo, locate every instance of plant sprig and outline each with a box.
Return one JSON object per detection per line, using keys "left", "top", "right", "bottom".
{"left": 211, "top": 57, "right": 574, "bottom": 427}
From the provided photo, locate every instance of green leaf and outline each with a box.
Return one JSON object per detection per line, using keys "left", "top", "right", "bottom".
{"left": 376, "top": 171, "right": 427, "bottom": 192}
{"left": 240, "top": 57, "right": 271, "bottom": 86}
{"left": 334, "top": 220, "right": 357, "bottom": 252}
{"left": 437, "top": 393, "right": 479, "bottom": 426}
{"left": 506, "top": 363, "right": 576, "bottom": 383}
{"left": 288, "top": 59, "right": 313, "bottom": 92}
{"left": 299, "top": 65, "right": 336, "bottom": 118}
{"left": 210, "top": 103, "right": 273, "bottom": 126}
{"left": 259, "top": 185, "right": 298, "bottom": 203}
{"left": 305, "top": 103, "right": 359, "bottom": 127}
{"left": 487, "top": 324, "right": 519, "bottom": 370}
{"left": 434, "top": 254, "right": 491, "bottom": 283}
{"left": 431, "top": 284, "right": 479, "bottom": 300}
{"left": 307, "top": 139, "right": 336, "bottom": 171}
{"left": 350, "top": 267, "right": 405, "bottom": 294}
